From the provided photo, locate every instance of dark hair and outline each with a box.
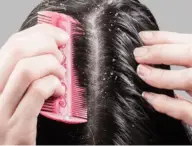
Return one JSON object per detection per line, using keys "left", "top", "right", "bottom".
{"left": 20, "top": 0, "right": 190, "bottom": 145}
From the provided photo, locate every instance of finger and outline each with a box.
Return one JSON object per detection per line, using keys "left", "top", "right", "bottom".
{"left": 0, "top": 30, "right": 67, "bottom": 92}
{"left": 10, "top": 75, "right": 65, "bottom": 122}
{"left": 4, "top": 32, "right": 65, "bottom": 62}
{"left": 0, "top": 55, "right": 66, "bottom": 118}
{"left": 13, "top": 23, "right": 69, "bottom": 46}
{"left": 134, "top": 44, "right": 192, "bottom": 66}
{"left": 137, "top": 64, "right": 192, "bottom": 90}
{"left": 7, "top": 75, "right": 65, "bottom": 145}
{"left": 3, "top": 23, "right": 69, "bottom": 61}
{"left": 142, "top": 92, "right": 192, "bottom": 125}
{"left": 139, "top": 31, "right": 192, "bottom": 45}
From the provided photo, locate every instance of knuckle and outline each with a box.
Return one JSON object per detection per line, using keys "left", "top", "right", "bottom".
{"left": 5, "top": 118, "right": 36, "bottom": 145}
{"left": 32, "top": 31, "right": 57, "bottom": 52}
{"left": 47, "top": 54, "right": 60, "bottom": 67}
{"left": 33, "top": 31, "right": 48, "bottom": 40}
{"left": 51, "top": 75, "right": 61, "bottom": 86}
{"left": 49, "top": 37, "right": 57, "bottom": 49}
{"left": 30, "top": 81, "right": 47, "bottom": 98}
{"left": 33, "top": 32, "right": 56, "bottom": 49}
{"left": 14, "top": 135, "right": 35, "bottom": 145}
{"left": 33, "top": 24, "right": 58, "bottom": 51}
{"left": 7, "top": 35, "right": 25, "bottom": 57}
{"left": 30, "top": 32, "right": 44, "bottom": 38}
{"left": 15, "top": 60, "right": 34, "bottom": 82}
{"left": 44, "top": 37, "right": 57, "bottom": 51}
{"left": 10, "top": 44, "right": 25, "bottom": 58}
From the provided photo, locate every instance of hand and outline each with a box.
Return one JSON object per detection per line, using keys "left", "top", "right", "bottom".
{"left": 0, "top": 24, "right": 69, "bottom": 145}
{"left": 134, "top": 31, "right": 192, "bottom": 126}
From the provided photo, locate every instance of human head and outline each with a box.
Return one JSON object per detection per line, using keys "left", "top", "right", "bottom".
{"left": 21, "top": 0, "right": 190, "bottom": 144}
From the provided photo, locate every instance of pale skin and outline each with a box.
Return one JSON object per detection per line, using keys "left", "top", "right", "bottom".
{"left": 0, "top": 23, "right": 68, "bottom": 145}
{"left": 134, "top": 31, "right": 192, "bottom": 126}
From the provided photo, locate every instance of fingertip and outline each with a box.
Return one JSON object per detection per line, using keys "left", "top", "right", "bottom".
{"left": 142, "top": 92, "right": 146, "bottom": 98}
{"left": 139, "top": 31, "right": 165, "bottom": 45}
{"left": 59, "top": 66, "right": 66, "bottom": 79}
{"left": 133, "top": 47, "right": 148, "bottom": 57}
{"left": 54, "top": 85, "right": 66, "bottom": 97}
{"left": 142, "top": 92, "right": 167, "bottom": 114}
{"left": 59, "top": 85, "right": 66, "bottom": 95}
{"left": 56, "top": 50, "right": 64, "bottom": 63}
{"left": 137, "top": 64, "right": 152, "bottom": 79}
{"left": 60, "top": 32, "right": 70, "bottom": 42}
{"left": 57, "top": 32, "right": 70, "bottom": 46}
{"left": 142, "top": 92, "right": 155, "bottom": 101}
{"left": 47, "top": 24, "right": 70, "bottom": 46}
{"left": 139, "top": 31, "right": 155, "bottom": 41}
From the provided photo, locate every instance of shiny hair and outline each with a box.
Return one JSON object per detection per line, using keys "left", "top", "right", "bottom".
{"left": 21, "top": 0, "right": 190, "bottom": 144}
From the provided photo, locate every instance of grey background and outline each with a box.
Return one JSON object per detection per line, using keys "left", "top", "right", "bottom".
{"left": 0, "top": 0, "right": 191, "bottom": 97}
{"left": 0, "top": 0, "right": 192, "bottom": 46}
{"left": 1, "top": 0, "right": 192, "bottom": 45}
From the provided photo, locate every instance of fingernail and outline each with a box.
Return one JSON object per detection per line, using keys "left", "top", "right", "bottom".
{"left": 142, "top": 92, "right": 155, "bottom": 100}
{"left": 134, "top": 47, "right": 148, "bottom": 57}
{"left": 62, "top": 33, "right": 70, "bottom": 41}
{"left": 137, "top": 65, "right": 152, "bottom": 78}
{"left": 57, "top": 85, "right": 66, "bottom": 96}
{"left": 139, "top": 31, "right": 153, "bottom": 40}
{"left": 60, "top": 67, "right": 66, "bottom": 79}
{"left": 142, "top": 92, "right": 146, "bottom": 97}
{"left": 60, "top": 33, "right": 70, "bottom": 43}
{"left": 59, "top": 52, "right": 64, "bottom": 63}
{"left": 54, "top": 85, "right": 66, "bottom": 97}
{"left": 61, "top": 85, "right": 66, "bottom": 94}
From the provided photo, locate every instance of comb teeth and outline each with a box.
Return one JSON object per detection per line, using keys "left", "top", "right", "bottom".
{"left": 38, "top": 13, "right": 52, "bottom": 19}
{"left": 38, "top": 14, "right": 52, "bottom": 24}
{"left": 41, "top": 108, "right": 54, "bottom": 113}
{"left": 43, "top": 104, "right": 54, "bottom": 108}
{"left": 71, "top": 70, "right": 87, "bottom": 119}
{"left": 41, "top": 100, "right": 56, "bottom": 113}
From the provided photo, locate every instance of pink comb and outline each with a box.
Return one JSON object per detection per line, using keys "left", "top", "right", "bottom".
{"left": 37, "top": 11, "right": 87, "bottom": 124}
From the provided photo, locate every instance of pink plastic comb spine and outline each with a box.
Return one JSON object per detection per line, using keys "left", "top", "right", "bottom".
{"left": 63, "top": 19, "right": 72, "bottom": 118}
